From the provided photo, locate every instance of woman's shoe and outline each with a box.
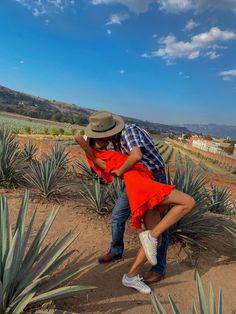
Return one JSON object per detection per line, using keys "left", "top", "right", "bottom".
{"left": 139, "top": 230, "right": 158, "bottom": 265}
{"left": 122, "top": 274, "right": 151, "bottom": 294}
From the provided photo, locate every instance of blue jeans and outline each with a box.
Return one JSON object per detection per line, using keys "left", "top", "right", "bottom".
{"left": 110, "top": 172, "right": 169, "bottom": 275}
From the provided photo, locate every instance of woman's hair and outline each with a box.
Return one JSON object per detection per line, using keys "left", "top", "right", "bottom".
{"left": 88, "top": 137, "right": 95, "bottom": 148}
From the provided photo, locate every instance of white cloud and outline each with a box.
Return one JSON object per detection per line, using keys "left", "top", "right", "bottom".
{"left": 105, "top": 13, "right": 128, "bottom": 25}
{"left": 143, "top": 27, "right": 236, "bottom": 63}
{"left": 196, "top": 0, "right": 236, "bottom": 13}
{"left": 205, "top": 51, "right": 221, "bottom": 59}
{"left": 219, "top": 69, "right": 236, "bottom": 80}
{"left": 91, "top": 0, "right": 153, "bottom": 14}
{"left": 179, "top": 71, "right": 190, "bottom": 79}
{"left": 91, "top": 0, "right": 236, "bottom": 14}
{"left": 15, "top": 0, "right": 74, "bottom": 16}
{"left": 184, "top": 19, "right": 200, "bottom": 31}
{"left": 107, "top": 29, "right": 112, "bottom": 35}
{"left": 158, "top": 0, "right": 193, "bottom": 12}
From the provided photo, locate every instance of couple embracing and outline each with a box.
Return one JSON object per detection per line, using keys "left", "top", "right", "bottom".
{"left": 75, "top": 111, "right": 195, "bottom": 294}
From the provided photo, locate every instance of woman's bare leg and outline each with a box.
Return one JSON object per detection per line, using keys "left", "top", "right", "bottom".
{"left": 127, "top": 210, "right": 160, "bottom": 277}
{"left": 126, "top": 190, "right": 195, "bottom": 276}
{"left": 149, "top": 190, "right": 195, "bottom": 239}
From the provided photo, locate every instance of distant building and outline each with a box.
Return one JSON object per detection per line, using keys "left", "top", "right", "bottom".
{"left": 190, "top": 136, "right": 221, "bottom": 154}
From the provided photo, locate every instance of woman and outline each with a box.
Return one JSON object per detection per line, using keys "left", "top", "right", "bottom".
{"left": 76, "top": 135, "right": 196, "bottom": 294}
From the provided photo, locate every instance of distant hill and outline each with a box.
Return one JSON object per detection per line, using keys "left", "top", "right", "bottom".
{"left": 0, "top": 85, "right": 188, "bottom": 134}
{"left": 179, "top": 123, "right": 236, "bottom": 140}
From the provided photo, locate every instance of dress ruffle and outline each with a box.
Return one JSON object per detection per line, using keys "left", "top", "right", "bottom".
{"left": 87, "top": 150, "right": 175, "bottom": 229}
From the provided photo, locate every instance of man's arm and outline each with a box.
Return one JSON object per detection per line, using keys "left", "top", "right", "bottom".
{"left": 112, "top": 147, "right": 142, "bottom": 177}
{"left": 74, "top": 133, "right": 106, "bottom": 169}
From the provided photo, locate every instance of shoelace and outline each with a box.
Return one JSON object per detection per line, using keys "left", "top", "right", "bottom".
{"left": 133, "top": 276, "right": 148, "bottom": 289}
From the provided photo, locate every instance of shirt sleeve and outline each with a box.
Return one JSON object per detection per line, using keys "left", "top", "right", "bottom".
{"left": 123, "top": 125, "right": 145, "bottom": 150}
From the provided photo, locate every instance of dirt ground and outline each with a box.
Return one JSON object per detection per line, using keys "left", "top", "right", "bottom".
{"left": 2, "top": 184, "right": 236, "bottom": 314}
{"left": 6, "top": 136, "right": 235, "bottom": 313}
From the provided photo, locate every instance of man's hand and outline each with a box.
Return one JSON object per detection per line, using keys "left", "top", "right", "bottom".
{"left": 111, "top": 169, "right": 122, "bottom": 177}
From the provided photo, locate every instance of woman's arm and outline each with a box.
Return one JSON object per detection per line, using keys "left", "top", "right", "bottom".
{"left": 74, "top": 133, "right": 106, "bottom": 169}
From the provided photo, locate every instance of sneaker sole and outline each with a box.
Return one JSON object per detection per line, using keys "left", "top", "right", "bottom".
{"left": 139, "top": 233, "right": 157, "bottom": 266}
{"left": 122, "top": 282, "right": 151, "bottom": 294}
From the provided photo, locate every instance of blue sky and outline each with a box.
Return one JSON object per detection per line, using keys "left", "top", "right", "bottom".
{"left": 0, "top": 0, "right": 236, "bottom": 125}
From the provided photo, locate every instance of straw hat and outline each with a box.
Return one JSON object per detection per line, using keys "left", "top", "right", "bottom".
{"left": 85, "top": 111, "right": 124, "bottom": 138}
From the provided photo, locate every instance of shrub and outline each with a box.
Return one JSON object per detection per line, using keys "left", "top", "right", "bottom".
{"left": 24, "top": 158, "right": 67, "bottom": 198}
{"left": 168, "top": 165, "right": 219, "bottom": 247}
{"left": 0, "top": 191, "right": 95, "bottom": 313}
{"left": 151, "top": 272, "right": 223, "bottom": 314}
{"left": 21, "top": 141, "right": 38, "bottom": 161}
{"left": 44, "top": 127, "right": 49, "bottom": 135}
{"left": 208, "top": 185, "right": 235, "bottom": 214}
{"left": 0, "top": 128, "right": 20, "bottom": 187}
{"left": 80, "top": 180, "right": 110, "bottom": 214}
{"left": 107, "top": 177, "right": 124, "bottom": 207}
{"left": 58, "top": 128, "right": 65, "bottom": 135}
{"left": 24, "top": 126, "right": 31, "bottom": 134}
{"left": 47, "top": 144, "right": 69, "bottom": 168}
{"left": 74, "top": 158, "right": 95, "bottom": 180}
{"left": 51, "top": 128, "right": 60, "bottom": 136}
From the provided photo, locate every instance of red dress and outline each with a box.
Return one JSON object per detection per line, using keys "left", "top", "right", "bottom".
{"left": 87, "top": 150, "right": 175, "bottom": 229}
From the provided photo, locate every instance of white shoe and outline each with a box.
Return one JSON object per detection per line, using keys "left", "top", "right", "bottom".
{"left": 139, "top": 230, "right": 158, "bottom": 265}
{"left": 122, "top": 274, "right": 151, "bottom": 294}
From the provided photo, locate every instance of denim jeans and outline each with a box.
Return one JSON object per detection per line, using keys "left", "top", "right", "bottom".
{"left": 110, "top": 172, "right": 169, "bottom": 275}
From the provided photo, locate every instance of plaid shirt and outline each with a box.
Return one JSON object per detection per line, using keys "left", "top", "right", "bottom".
{"left": 114, "top": 124, "right": 165, "bottom": 173}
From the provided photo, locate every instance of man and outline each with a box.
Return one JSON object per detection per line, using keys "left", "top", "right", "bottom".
{"left": 83, "top": 111, "right": 168, "bottom": 284}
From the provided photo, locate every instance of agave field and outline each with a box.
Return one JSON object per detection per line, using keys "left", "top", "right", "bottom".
{"left": 0, "top": 127, "right": 236, "bottom": 313}
{"left": 0, "top": 112, "right": 82, "bottom": 135}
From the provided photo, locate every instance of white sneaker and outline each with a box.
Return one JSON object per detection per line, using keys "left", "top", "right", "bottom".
{"left": 122, "top": 274, "right": 151, "bottom": 294}
{"left": 139, "top": 230, "right": 158, "bottom": 265}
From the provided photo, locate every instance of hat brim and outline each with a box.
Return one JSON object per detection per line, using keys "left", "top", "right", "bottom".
{"left": 85, "top": 114, "right": 124, "bottom": 139}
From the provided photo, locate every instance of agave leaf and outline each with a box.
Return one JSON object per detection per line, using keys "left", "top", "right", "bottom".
{"left": 168, "top": 295, "right": 181, "bottom": 314}
{"left": 15, "top": 229, "right": 78, "bottom": 296}
{"left": 208, "top": 284, "right": 215, "bottom": 314}
{"left": 41, "top": 264, "right": 93, "bottom": 293}
{"left": 30, "top": 285, "right": 96, "bottom": 304}
{"left": 218, "top": 289, "right": 223, "bottom": 314}
{"left": 35, "top": 310, "right": 78, "bottom": 314}
{"left": 11, "top": 292, "right": 36, "bottom": 314}
{"left": 192, "top": 302, "right": 198, "bottom": 314}
{"left": 196, "top": 272, "right": 208, "bottom": 314}
{"left": 150, "top": 292, "right": 167, "bottom": 314}
{"left": 14, "top": 191, "right": 29, "bottom": 236}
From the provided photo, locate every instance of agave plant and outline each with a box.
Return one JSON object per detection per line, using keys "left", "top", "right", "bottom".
{"left": 0, "top": 128, "right": 20, "bottom": 187}
{"left": 46, "top": 144, "right": 69, "bottom": 169}
{"left": 175, "top": 150, "right": 182, "bottom": 168}
{"left": 0, "top": 191, "right": 95, "bottom": 313}
{"left": 24, "top": 158, "right": 67, "bottom": 198}
{"left": 21, "top": 141, "right": 38, "bottom": 161}
{"left": 207, "top": 185, "right": 235, "bottom": 214}
{"left": 223, "top": 219, "right": 236, "bottom": 252}
{"left": 107, "top": 177, "right": 124, "bottom": 207}
{"left": 151, "top": 272, "right": 223, "bottom": 314}
{"left": 74, "top": 158, "right": 95, "bottom": 180}
{"left": 79, "top": 180, "right": 110, "bottom": 214}
{"left": 168, "top": 165, "right": 219, "bottom": 247}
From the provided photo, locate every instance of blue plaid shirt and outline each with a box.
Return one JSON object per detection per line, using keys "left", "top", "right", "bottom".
{"left": 114, "top": 124, "right": 165, "bottom": 173}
